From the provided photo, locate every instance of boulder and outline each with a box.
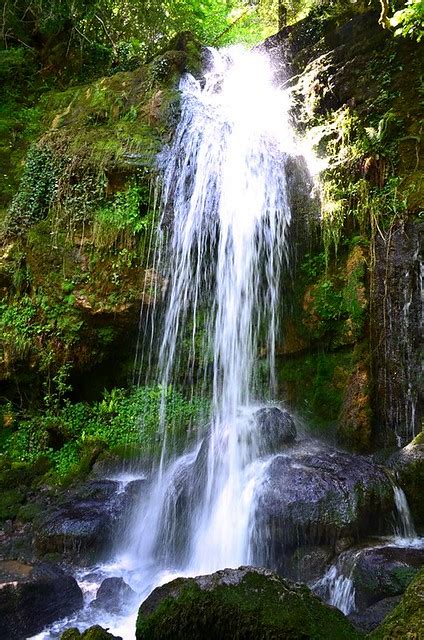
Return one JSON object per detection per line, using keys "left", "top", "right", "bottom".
{"left": 251, "top": 443, "right": 394, "bottom": 568}
{"left": 0, "top": 562, "right": 83, "bottom": 639}
{"left": 91, "top": 577, "right": 136, "bottom": 613}
{"left": 349, "top": 596, "right": 401, "bottom": 633}
{"left": 370, "top": 567, "right": 424, "bottom": 638}
{"left": 254, "top": 406, "right": 297, "bottom": 453}
{"left": 61, "top": 626, "right": 122, "bottom": 639}
{"left": 348, "top": 544, "right": 424, "bottom": 609}
{"left": 35, "top": 480, "right": 138, "bottom": 562}
{"left": 136, "top": 566, "right": 361, "bottom": 639}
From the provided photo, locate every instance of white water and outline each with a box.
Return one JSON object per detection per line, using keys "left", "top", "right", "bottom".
{"left": 315, "top": 564, "right": 356, "bottom": 615}
{"left": 123, "top": 45, "right": 295, "bottom": 577}
{"left": 393, "top": 485, "right": 417, "bottom": 541}
{"left": 32, "top": 44, "right": 299, "bottom": 640}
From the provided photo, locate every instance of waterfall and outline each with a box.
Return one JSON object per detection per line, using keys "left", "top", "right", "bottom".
{"left": 122, "top": 45, "right": 296, "bottom": 585}
{"left": 393, "top": 485, "right": 417, "bottom": 541}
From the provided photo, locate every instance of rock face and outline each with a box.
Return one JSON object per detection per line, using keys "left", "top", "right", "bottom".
{"left": 262, "top": 9, "right": 424, "bottom": 449}
{"left": 388, "top": 432, "right": 424, "bottom": 526}
{"left": 35, "top": 479, "right": 140, "bottom": 562}
{"left": 370, "top": 567, "right": 424, "bottom": 639}
{"left": 251, "top": 443, "right": 394, "bottom": 570}
{"left": 254, "top": 406, "right": 297, "bottom": 454}
{"left": 136, "top": 566, "right": 361, "bottom": 640}
{"left": 91, "top": 577, "right": 136, "bottom": 613}
{"left": 0, "top": 562, "right": 83, "bottom": 640}
{"left": 370, "top": 221, "right": 423, "bottom": 447}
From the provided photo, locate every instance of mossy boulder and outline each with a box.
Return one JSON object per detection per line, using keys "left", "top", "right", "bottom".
{"left": 371, "top": 566, "right": 424, "bottom": 638}
{"left": 61, "top": 626, "right": 122, "bottom": 640}
{"left": 388, "top": 431, "right": 424, "bottom": 526}
{"left": 136, "top": 566, "right": 362, "bottom": 640}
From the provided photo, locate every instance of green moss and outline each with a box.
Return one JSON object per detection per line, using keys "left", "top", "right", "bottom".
{"left": 60, "top": 624, "right": 124, "bottom": 639}
{"left": 136, "top": 569, "right": 362, "bottom": 640}
{"left": 17, "top": 502, "right": 43, "bottom": 522}
{"left": 0, "top": 488, "right": 25, "bottom": 521}
{"left": 277, "top": 350, "right": 354, "bottom": 431}
{"left": 61, "top": 629, "right": 81, "bottom": 640}
{"left": 371, "top": 567, "right": 424, "bottom": 638}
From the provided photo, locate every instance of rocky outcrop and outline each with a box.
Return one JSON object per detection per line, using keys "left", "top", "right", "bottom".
{"left": 0, "top": 562, "right": 83, "bottom": 640}
{"left": 0, "top": 34, "right": 202, "bottom": 407}
{"left": 91, "top": 577, "right": 136, "bottom": 613}
{"left": 254, "top": 406, "right": 297, "bottom": 453}
{"left": 251, "top": 443, "right": 394, "bottom": 571}
{"left": 265, "top": 10, "right": 424, "bottom": 449}
{"left": 35, "top": 479, "right": 142, "bottom": 563}
{"left": 388, "top": 431, "right": 424, "bottom": 526}
{"left": 136, "top": 566, "right": 361, "bottom": 639}
{"left": 370, "top": 221, "right": 423, "bottom": 447}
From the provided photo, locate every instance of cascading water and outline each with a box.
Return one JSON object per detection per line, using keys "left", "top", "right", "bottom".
{"left": 123, "top": 45, "right": 295, "bottom": 583}
{"left": 32, "top": 45, "right": 424, "bottom": 640}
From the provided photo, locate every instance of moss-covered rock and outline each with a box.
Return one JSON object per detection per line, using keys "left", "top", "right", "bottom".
{"left": 61, "top": 626, "right": 122, "bottom": 640}
{"left": 0, "top": 36, "right": 201, "bottom": 408}
{"left": 266, "top": 9, "right": 424, "bottom": 445}
{"left": 371, "top": 566, "right": 424, "bottom": 639}
{"left": 388, "top": 431, "right": 424, "bottom": 526}
{"left": 136, "top": 566, "right": 362, "bottom": 639}
{"left": 338, "top": 362, "right": 372, "bottom": 453}
{"left": 0, "top": 488, "right": 25, "bottom": 521}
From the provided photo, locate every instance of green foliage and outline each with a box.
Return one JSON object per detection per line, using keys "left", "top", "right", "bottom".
{"left": 0, "top": 295, "right": 38, "bottom": 358}
{"left": 1, "top": 0, "right": 264, "bottom": 64}
{"left": 8, "top": 145, "right": 60, "bottom": 229}
{"left": 0, "top": 386, "right": 208, "bottom": 482}
{"left": 93, "top": 184, "right": 152, "bottom": 248}
{"left": 278, "top": 350, "right": 354, "bottom": 430}
{"left": 391, "top": 0, "right": 424, "bottom": 42}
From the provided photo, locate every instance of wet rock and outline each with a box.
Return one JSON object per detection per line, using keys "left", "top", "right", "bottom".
{"left": 348, "top": 545, "right": 424, "bottom": 609}
{"left": 91, "top": 577, "right": 136, "bottom": 613}
{"left": 371, "top": 567, "right": 424, "bottom": 638}
{"left": 254, "top": 407, "right": 297, "bottom": 453}
{"left": 136, "top": 566, "right": 361, "bottom": 639}
{"left": 285, "top": 545, "right": 333, "bottom": 584}
{"left": 349, "top": 596, "right": 401, "bottom": 633}
{"left": 370, "top": 220, "right": 423, "bottom": 447}
{"left": 0, "top": 562, "right": 83, "bottom": 640}
{"left": 251, "top": 443, "right": 394, "bottom": 567}
{"left": 35, "top": 480, "right": 136, "bottom": 563}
